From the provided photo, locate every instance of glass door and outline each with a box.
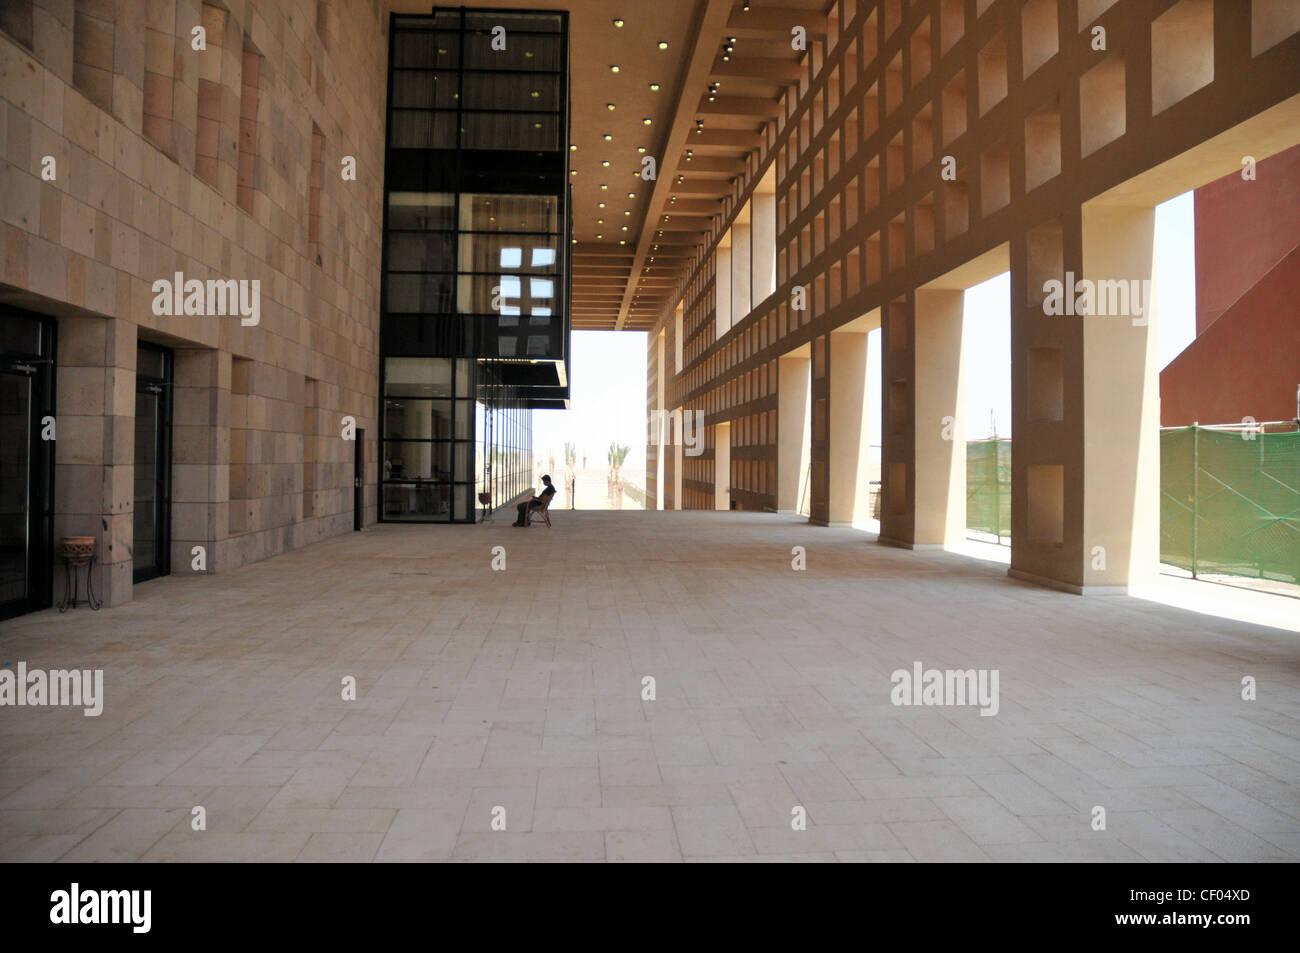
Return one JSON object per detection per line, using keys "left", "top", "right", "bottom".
{"left": 133, "top": 343, "right": 172, "bottom": 584}
{"left": 0, "top": 309, "right": 55, "bottom": 620}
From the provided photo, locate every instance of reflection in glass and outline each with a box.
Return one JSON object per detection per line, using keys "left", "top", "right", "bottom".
{"left": 385, "top": 358, "right": 453, "bottom": 397}
{"left": 459, "top": 194, "right": 557, "bottom": 233}
{"left": 387, "top": 193, "right": 456, "bottom": 231}
{"left": 0, "top": 373, "right": 31, "bottom": 603}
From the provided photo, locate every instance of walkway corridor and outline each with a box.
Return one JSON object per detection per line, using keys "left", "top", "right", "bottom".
{"left": 1, "top": 511, "right": 1297, "bottom": 862}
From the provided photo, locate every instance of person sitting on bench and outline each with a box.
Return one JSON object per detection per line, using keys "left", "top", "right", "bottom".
{"left": 513, "top": 474, "right": 556, "bottom": 527}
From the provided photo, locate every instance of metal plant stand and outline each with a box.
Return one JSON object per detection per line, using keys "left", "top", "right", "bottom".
{"left": 57, "top": 537, "right": 101, "bottom": 612}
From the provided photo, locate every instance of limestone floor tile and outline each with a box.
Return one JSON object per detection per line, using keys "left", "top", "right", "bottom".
{"left": 887, "top": 820, "right": 992, "bottom": 862}
{"left": 599, "top": 783, "right": 734, "bottom": 808}
{"left": 451, "top": 831, "right": 605, "bottom": 862}
{"left": 835, "top": 849, "right": 916, "bottom": 862}
{"left": 536, "top": 767, "right": 601, "bottom": 808}
{"left": 532, "top": 806, "right": 674, "bottom": 832}
{"left": 0, "top": 511, "right": 1296, "bottom": 863}
{"left": 1151, "top": 807, "right": 1297, "bottom": 862}
{"left": 750, "top": 823, "right": 903, "bottom": 854}
{"left": 605, "top": 829, "right": 683, "bottom": 863}
{"left": 374, "top": 808, "right": 464, "bottom": 861}
{"left": 933, "top": 795, "right": 1043, "bottom": 845}
{"left": 0, "top": 807, "right": 119, "bottom": 839}
{"left": 140, "top": 831, "right": 314, "bottom": 863}
{"left": 296, "top": 832, "right": 386, "bottom": 862}
{"left": 0, "top": 834, "right": 87, "bottom": 862}
{"left": 670, "top": 804, "right": 757, "bottom": 858}
{"left": 59, "top": 808, "right": 189, "bottom": 862}
{"left": 687, "top": 852, "right": 840, "bottom": 863}
{"left": 243, "top": 808, "right": 396, "bottom": 834}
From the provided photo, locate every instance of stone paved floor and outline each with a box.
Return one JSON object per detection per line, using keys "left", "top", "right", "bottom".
{"left": 1, "top": 510, "right": 1297, "bottom": 862}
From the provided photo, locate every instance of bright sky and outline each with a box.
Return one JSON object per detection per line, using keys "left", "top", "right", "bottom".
{"left": 540, "top": 191, "right": 1197, "bottom": 456}
{"left": 533, "top": 330, "right": 648, "bottom": 477}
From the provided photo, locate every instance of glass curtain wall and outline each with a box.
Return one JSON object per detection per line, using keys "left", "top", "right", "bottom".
{"left": 0, "top": 308, "right": 55, "bottom": 619}
{"left": 474, "top": 362, "right": 533, "bottom": 512}
{"left": 381, "top": 10, "right": 563, "bottom": 521}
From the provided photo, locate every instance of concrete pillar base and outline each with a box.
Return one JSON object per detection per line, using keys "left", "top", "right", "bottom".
{"left": 1007, "top": 567, "right": 1133, "bottom": 596}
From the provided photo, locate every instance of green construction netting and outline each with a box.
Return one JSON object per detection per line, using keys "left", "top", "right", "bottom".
{"left": 966, "top": 438, "right": 1011, "bottom": 538}
{"left": 1160, "top": 426, "right": 1300, "bottom": 584}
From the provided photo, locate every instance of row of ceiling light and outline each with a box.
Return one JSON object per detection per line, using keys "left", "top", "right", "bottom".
{"left": 573, "top": 18, "right": 672, "bottom": 248}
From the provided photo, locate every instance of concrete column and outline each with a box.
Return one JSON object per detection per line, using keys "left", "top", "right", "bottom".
{"left": 809, "top": 333, "right": 830, "bottom": 525}
{"left": 715, "top": 239, "right": 731, "bottom": 340}
{"left": 655, "top": 331, "right": 665, "bottom": 509}
{"left": 53, "top": 315, "right": 135, "bottom": 607}
{"left": 673, "top": 407, "right": 683, "bottom": 509}
{"left": 1082, "top": 205, "right": 1159, "bottom": 588}
{"left": 879, "top": 295, "right": 914, "bottom": 544}
{"left": 733, "top": 217, "right": 752, "bottom": 320}
{"left": 913, "top": 289, "right": 966, "bottom": 546}
{"left": 1007, "top": 206, "right": 1158, "bottom": 592}
{"left": 777, "top": 350, "right": 811, "bottom": 513}
{"left": 172, "top": 346, "right": 229, "bottom": 573}
{"left": 714, "top": 421, "right": 730, "bottom": 510}
{"left": 879, "top": 291, "right": 965, "bottom": 547}
{"left": 828, "top": 328, "right": 874, "bottom": 524}
{"left": 752, "top": 188, "right": 777, "bottom": 304}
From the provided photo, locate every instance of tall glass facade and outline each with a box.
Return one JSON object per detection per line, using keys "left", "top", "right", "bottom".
{"left": 381, "top": 9, "right": 571, "bottom": 522}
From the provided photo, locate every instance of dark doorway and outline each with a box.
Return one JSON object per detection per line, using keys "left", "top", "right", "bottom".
{"left": 133, "top": 343, "right": 172, "bottom": 584}
{"left": 354, "top": 428, "right": 365, "bottom": 530}
{"left": 0, "top": 309, "right": 55, "bottom": 620}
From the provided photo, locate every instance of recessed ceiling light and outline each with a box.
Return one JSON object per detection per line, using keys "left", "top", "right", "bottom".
{"left": 598, "top": 202, "right": 606, "bottom": 208}
{"left": 637, "top": 146, "right": 647, "bottom": 154}
{"left": 609, "top": 65, "right": 620, "bottom": 73}
{"left": 623, "top": 210, "right": 631, "bottom": 216}
{"left": 601, "top": 184, "right": 608, "bottom": 190}
{"left": 613, "top": 18, "right": 624, "bottom": 28}
{"left": 596, "top": 233, "right": 603, "bottom": 238}
{"left": 657, "top": 41, "right": 668, "bottom": 50}
{"left": 531, "top": 91, "right": 540, "bottom": 98}
{"left": 606, "top": 103, "right": 616, "bottom": 111}
{"left": 642, "top": 118, "right": 652, "bottom": 125}
{"left": 628, "top": 192, "right": 636, "bottom": 198}
{"left": 569, "top": 144, "right": 577, "bottom": 151}
{"left": 649, "top": 83, "right": 660, "bottom": 91}
{"left": 601, "top": 160, "right": 611, "bottom": 167}
{"left": 603, "top": 134, "right": 613, "bottom": 141}
{"left": 622, "top": 225, "right": 629, "bottom": 231}
{"left": 597, "top": 218, "right": 604, "bottom": 224}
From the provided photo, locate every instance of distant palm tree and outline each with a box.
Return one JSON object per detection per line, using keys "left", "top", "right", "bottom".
{"left": 564, "top": 441, "right": 577, "bottom": 506}
{"left": 608, "top": 443, "right": 630, "bottom": 507}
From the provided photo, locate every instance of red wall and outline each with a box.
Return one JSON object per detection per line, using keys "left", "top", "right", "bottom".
{"left": 1161, "top": 244, "right": 1300, "bottom": 427}
{"left": 1193, "top": 144, "right": 1300, "bottom": 335}
{"left": 1160, "top": 144, "right": 1300, "bottom": 426}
